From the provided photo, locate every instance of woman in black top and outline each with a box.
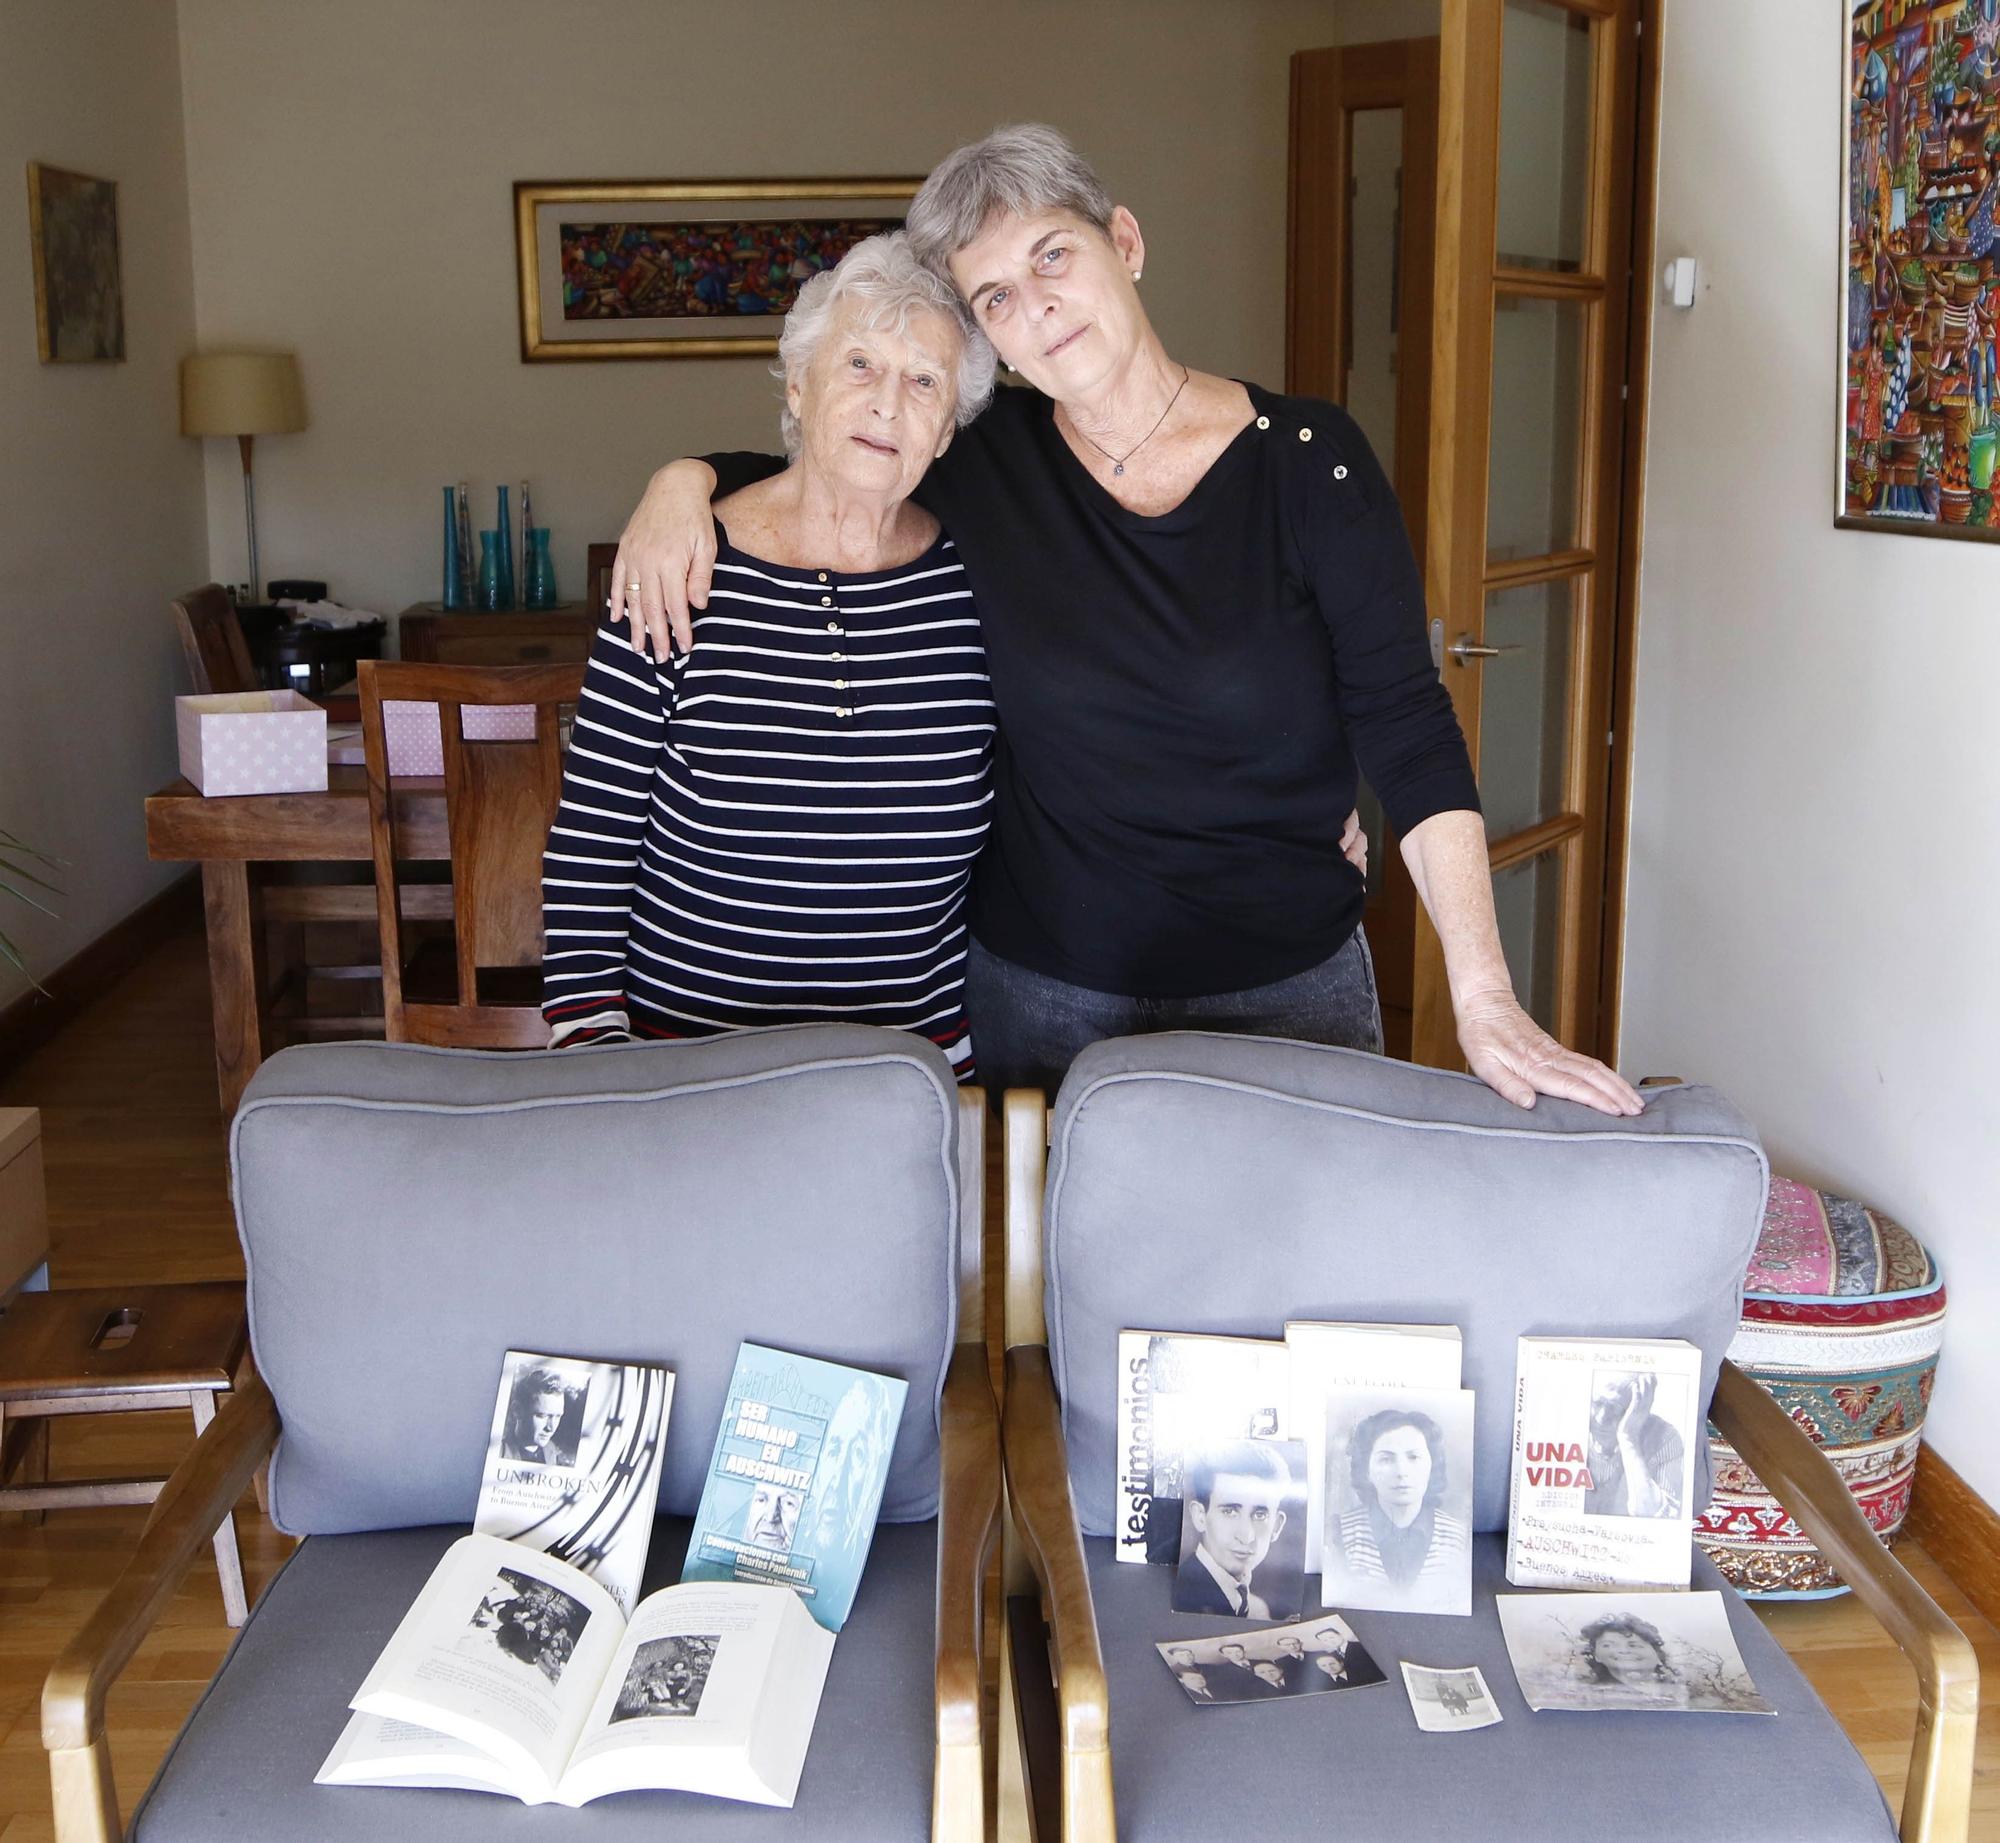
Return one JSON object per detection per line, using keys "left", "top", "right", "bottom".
{"left": 609, "top": 125, "right": 1639, "bottom": 1116}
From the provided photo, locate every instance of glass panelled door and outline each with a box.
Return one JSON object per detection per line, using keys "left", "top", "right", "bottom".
{"left": 1416, "top": 0, "right": 1644, "bottom": 1066}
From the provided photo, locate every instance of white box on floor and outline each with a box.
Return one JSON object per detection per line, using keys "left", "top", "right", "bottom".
{"left": 0, "top": 1107, "right": 48, "bottom": 1302}
{"left": 176, "top": 691, "right": 328, "bottom": 796}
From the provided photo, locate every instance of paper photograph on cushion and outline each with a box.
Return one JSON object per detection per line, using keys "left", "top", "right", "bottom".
{"left": 1155, "top": 1610, "right": 1383, "bottom": 1707}
{"left": 1321, "top": 1386, "right": 1476, "bottom": 1615}
{"left": 1172, "top": 1436, "right": 1307, "bottom": 1620}
{"left": 475, "top": 1351, "right": 675, "bottom": 1617}
{"left": 1496, "top": 1591, "right": 1774, "bottom": 1715}
{"left": 1401, "top": 1662, "right": 1504, "bottom": 1732}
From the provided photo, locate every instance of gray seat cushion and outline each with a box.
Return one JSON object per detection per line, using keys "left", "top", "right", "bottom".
{"left": 1088, "top": 1534, "right": 1894, "bottom": 1843}
{"left": 133, "top": 1517, "right": 937, "bottom": 1841}
{"left": 1045, "top": 1033, "right": 1768, "bottom": 1533}
{"left": 230, "top": 1027, "right": 960, "bottom": 1534}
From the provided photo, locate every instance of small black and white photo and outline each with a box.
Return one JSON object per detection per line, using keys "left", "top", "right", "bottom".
{"left": 497, "top": 1357, "right": 592, "bottom": 1468}
{"left": 1320, "top": 1386, "right": 1476, "bottom": 1616}
{"left": 1154, "top": 1611, "right": 1383, "bottom": 1708}
{"left": 1583, "top": 1367, "right": 1689, "bottom": 1520}
{"left": 1496, "top": 1590, "right": 1774, "bottom": 1715}
{"left": 1400, "top": 1662, "right": 1504, "bottom": 1732}
{"left": 609, "top": 1634, "right": 721, "bottom": 1723}
{"left": 1171, "top": 1436, "right": 1308, "bottom": 1621}
{"left": 459, "top": 1567, "right": 592, "bottom": 1686}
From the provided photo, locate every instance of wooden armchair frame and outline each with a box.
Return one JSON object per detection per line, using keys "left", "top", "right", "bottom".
{"left": 43, "top": 1091, "right": 1002, "bottom": 1843}
{"left": 996, "top": 1088, "right": 1978, "bottom": 1843}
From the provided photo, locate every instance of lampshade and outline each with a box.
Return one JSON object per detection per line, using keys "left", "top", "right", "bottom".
{"left": 179, "top": 351, "right": 307, "bottom": 438}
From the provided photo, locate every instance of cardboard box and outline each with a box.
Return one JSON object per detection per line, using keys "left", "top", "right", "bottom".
{"left": 0, "top": 1107, "right": 48, "bottom": 1300}
{"left": 176, "top": 690, "right": 328, "bottom": 796}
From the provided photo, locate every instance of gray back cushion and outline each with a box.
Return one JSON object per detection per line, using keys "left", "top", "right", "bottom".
{"left": 1044, "top": 1034, "right": 1767, "bottom": 1535}
{"left": 231, "top": 1026, "right": 960, "bottom": 1537}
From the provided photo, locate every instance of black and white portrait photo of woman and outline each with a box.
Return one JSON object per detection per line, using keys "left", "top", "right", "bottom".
{"left": 1320, "top": 1389, "right": 1475, "bottom": 1615}
{"left": 1497, "top": 1589, "right": 1774, "bottom": 1715}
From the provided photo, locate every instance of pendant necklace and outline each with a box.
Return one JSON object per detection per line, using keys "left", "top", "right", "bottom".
{"left": 1068, "top": 366, "right": 1191, "bottom": 476}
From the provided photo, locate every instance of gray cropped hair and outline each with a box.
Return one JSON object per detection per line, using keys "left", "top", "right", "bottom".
{"left": 774, "top": 231, "right": 995, "bottom": 458}
{"left": 905, "top": 123, "right": 1116, "bottom": 273}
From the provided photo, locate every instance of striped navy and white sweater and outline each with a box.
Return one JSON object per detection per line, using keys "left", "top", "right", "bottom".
{"left": 540, "top": 523, "right": 994, "bottom": 1077}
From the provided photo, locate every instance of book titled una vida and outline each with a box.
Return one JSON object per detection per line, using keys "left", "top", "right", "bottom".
{"left": 1506, "top": 1335, "right": 1703, "bottom": 1590}
{"left": 473, "top": 1350, "right": 675, "bottom": 1617}
{"left": 680, "top": 1343, "right": 909, "bottom": 1632}
{"left": 316, "top": 1533, "right": 834, "bottom": 1808}
{"left": 1114, "top": 1331, "right": 1289, "bottom": 1565}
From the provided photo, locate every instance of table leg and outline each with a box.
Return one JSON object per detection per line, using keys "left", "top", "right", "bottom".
{"left": 202, "top": 861, "right": 267, "bottom": 1118}
{"left": 190, "top": 1389, "right": 249, "bottom": 1626}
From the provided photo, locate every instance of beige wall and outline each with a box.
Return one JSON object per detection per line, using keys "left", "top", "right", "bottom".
{"left": 177, "top": 0, "right": 1358, "bottom": 621}
{"left": 0, "top": 0, "right": 206, "bottom": 1002}
{"left": 1623, "top": 0, "right": 2000, "bottom": 1501}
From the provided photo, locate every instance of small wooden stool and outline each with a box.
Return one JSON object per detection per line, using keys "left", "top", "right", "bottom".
{"left": 0, "top": 1281, "right": 250, "bottom": 1625}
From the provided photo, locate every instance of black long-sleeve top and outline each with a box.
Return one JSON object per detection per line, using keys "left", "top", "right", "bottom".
{"left": 706, "top": 379, "right": 1477, "bottom": 999}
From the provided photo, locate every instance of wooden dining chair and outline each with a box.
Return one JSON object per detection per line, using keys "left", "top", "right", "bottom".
{"left": 357, "top": 659, "right": 583, "bottom": 1048}
{"left": 172, "top": 584, "right": 258, "bottom": 695}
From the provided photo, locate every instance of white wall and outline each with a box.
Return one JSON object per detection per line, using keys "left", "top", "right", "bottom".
{"left": 0, "top": 0, "right": 206, "bottom": 1001}
{"left": 1624, "top": 0, "right": 2000, "bottom": 1501}
{"left": 176, "top": 0, "right": 1355, "bottom": 621}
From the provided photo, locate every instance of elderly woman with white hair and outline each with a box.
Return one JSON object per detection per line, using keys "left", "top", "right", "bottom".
{"left": 540, "top": 233, "right": 997, "bottom": 1074}
{"left": 606, "top": 127, "right": 1641, "bottom": 1115}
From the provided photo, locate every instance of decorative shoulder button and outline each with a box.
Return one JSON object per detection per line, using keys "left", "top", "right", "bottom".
{"left": 1255, "top": 415, "right": 1271, "bottom": 430}
{"left": 1298, "top": 427, "right": 1313, "bottom": 442}
{"left": 1333, "top": 464, "right": 1349, "bottom": 479}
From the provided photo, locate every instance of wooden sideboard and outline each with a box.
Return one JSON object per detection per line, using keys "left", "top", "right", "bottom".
{"left": 396, "top": 605, "right": 594, "bottom": 666}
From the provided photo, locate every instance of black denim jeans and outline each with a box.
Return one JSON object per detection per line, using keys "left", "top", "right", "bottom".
{"left": 965, "top": 929, "right": 1383, "bottom": 1097}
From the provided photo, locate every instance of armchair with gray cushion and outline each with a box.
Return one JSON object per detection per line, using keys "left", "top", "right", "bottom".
{"left": 44, "top": 1025, "right": 1000, "bottom": 1842}
{"left": 998, "top": 1034, "right": 1977, "bottom": 1843}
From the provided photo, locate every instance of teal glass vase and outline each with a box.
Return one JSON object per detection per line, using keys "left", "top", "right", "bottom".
{"left": 523, "top": 526, "right": 559, "bottom": 609}
{"left": 494, "top": 485, "right": 516, "bottom": 610}
{"left": 476, "top": 530, "right": 511, "bottom": 611}
{"left": 441, "top": 488, "right": 467, "bottom": 609}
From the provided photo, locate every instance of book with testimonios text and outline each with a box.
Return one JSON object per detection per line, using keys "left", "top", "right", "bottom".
{"left": 1505, "top": 1335, "right": 1702, "bottom": 1590}
{"left": 315, "top": 1533, "right": 834, "bottom": 1808}
{"left": 679, "top": 1342, "right": 908, "bottom": 1632}
{"left": 473, "top": 1350, "right": 674, "bottom": 1618}
{"left": 1114, "top": 1330, "right": 1290, "bottom": 1564}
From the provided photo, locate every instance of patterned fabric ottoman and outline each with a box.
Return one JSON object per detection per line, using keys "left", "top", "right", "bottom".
{"left": 1696, "top": 1176, "right": 1945, "bottom": 1598}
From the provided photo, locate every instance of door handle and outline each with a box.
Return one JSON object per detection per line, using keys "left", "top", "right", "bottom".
{"left": 1446, "top": 635, "right": 1524, "bottom": 665}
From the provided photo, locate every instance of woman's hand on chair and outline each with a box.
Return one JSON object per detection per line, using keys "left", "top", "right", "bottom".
{"left": 1455, "top": 986, "right": 1643, "bottom": 1116}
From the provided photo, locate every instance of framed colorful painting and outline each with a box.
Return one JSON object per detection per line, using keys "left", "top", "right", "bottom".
{"left": 26, "top": 163, "right": 125, "bottom": 364}
{"left": 514, "top": 178, "right": 921, "bottom": 361}
{"left": 1840, "top": 1, "right": 2000, "bottom": 541}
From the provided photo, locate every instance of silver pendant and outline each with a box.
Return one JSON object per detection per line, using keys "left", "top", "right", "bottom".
{"left": 1114, "top": 462, "right": 1124, "bottom": 476}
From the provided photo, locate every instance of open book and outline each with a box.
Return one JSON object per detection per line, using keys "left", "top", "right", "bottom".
{"left": 316, "top": 1532, "right": 833, "bottom": 1808}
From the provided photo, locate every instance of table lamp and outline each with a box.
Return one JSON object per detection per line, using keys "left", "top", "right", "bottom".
{"left": 179, "top": 351, "right": 306, "bottom": 603}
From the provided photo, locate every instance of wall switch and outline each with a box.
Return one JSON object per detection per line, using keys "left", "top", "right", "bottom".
{"left": 1663, "top": 257, "right": 1698, "bottom": 308}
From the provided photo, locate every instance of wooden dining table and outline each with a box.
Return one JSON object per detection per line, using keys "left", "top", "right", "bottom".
{"left": 145, "top": 768, "right": 452, "bottom": 1116}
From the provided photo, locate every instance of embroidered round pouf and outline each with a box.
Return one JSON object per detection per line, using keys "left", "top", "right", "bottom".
{"left": 1695, "top": 1176, "right": 1945, "bottom": 1599}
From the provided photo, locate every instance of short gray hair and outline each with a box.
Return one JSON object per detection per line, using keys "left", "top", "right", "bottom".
{"left": 905, "top": 123, "right": 1116, "bottom": 274}
{"left": 773, "top": 231, "right": 995, "bottom": 458}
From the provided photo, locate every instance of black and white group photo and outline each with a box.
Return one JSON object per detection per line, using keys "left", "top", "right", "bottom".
{"left": 1155, "top": 1612, "right": 1381, "bottom": 1707}
{"left": 460, "top": 1567, "right": 593, "bottom": 1687}
{"left": 609, "top": 1634, "right": 721, "bottom": 1724}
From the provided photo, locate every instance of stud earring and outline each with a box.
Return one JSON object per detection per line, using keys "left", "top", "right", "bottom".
{"left": 1131, "top": 270, "right": 1142, "bottom": 281}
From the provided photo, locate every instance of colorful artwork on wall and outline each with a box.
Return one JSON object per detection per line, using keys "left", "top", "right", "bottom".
{"left": 25, "top": 163, "right": 125, "bottom": 364}
{"left": 515, "top": 181, "right": 919, "bottom": 361}
{"left": 1842, "top": 0, "right": 2000, "bottom": 540}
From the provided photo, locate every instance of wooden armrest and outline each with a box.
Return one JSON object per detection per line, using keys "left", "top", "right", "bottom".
{"left": 1003, "top": 1344, "right": 1115, "bottom": 1841}
{"left": 1711, "top": 1359, "right": 1978, "bottom": 1843}
{"left": 42, "top": 1373, "right": 279, "bottom": 1843}
{"left": 933, "top": 1342, "right": 1001, "bottom": 1843}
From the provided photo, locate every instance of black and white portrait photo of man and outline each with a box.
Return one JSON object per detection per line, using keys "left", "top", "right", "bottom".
{"left": 499, "top": 1362, "right": 583, "bottom": 1469}
{"left": 1172, "top": 1437, "right": 1306, "bottom": 1621}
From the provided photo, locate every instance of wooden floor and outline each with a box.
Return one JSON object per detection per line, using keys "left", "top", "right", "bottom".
{"left": 1, "top": 917, "right": 1997, "bottom": 1840}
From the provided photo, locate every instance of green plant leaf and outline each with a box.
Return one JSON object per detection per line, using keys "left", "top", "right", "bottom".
{"left": 0, "top": 873, "right": 60, "bottom": 918}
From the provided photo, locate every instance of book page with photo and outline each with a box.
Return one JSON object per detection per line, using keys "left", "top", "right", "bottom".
{"left": 1285, "top": 1321, "right": 1462, "bottom": 1567}
{"left": 1497, "top": 1589, "right": 1773, "bottom": 1716}
{"left": 1320, "top": 1385, "right": 1476, "bottom": 1615}
{"left": 1114, "top": 1331, "right": 1289, "bottom": 1565}
{"left": 1505, "top": 1336, "right": 1701, "bottom": 1589}
{"left": 474, "top": 1351, "right": 674, "bottom": 1616}
{"left": 316, "top": 1533, "right": 835, "bottom": 1808}
{"left": 1172, "top": 1436, "right": 1308, "bottom": 1620}
{"left": 679, "top": 1342, "right": 908, "bottom": 1632}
